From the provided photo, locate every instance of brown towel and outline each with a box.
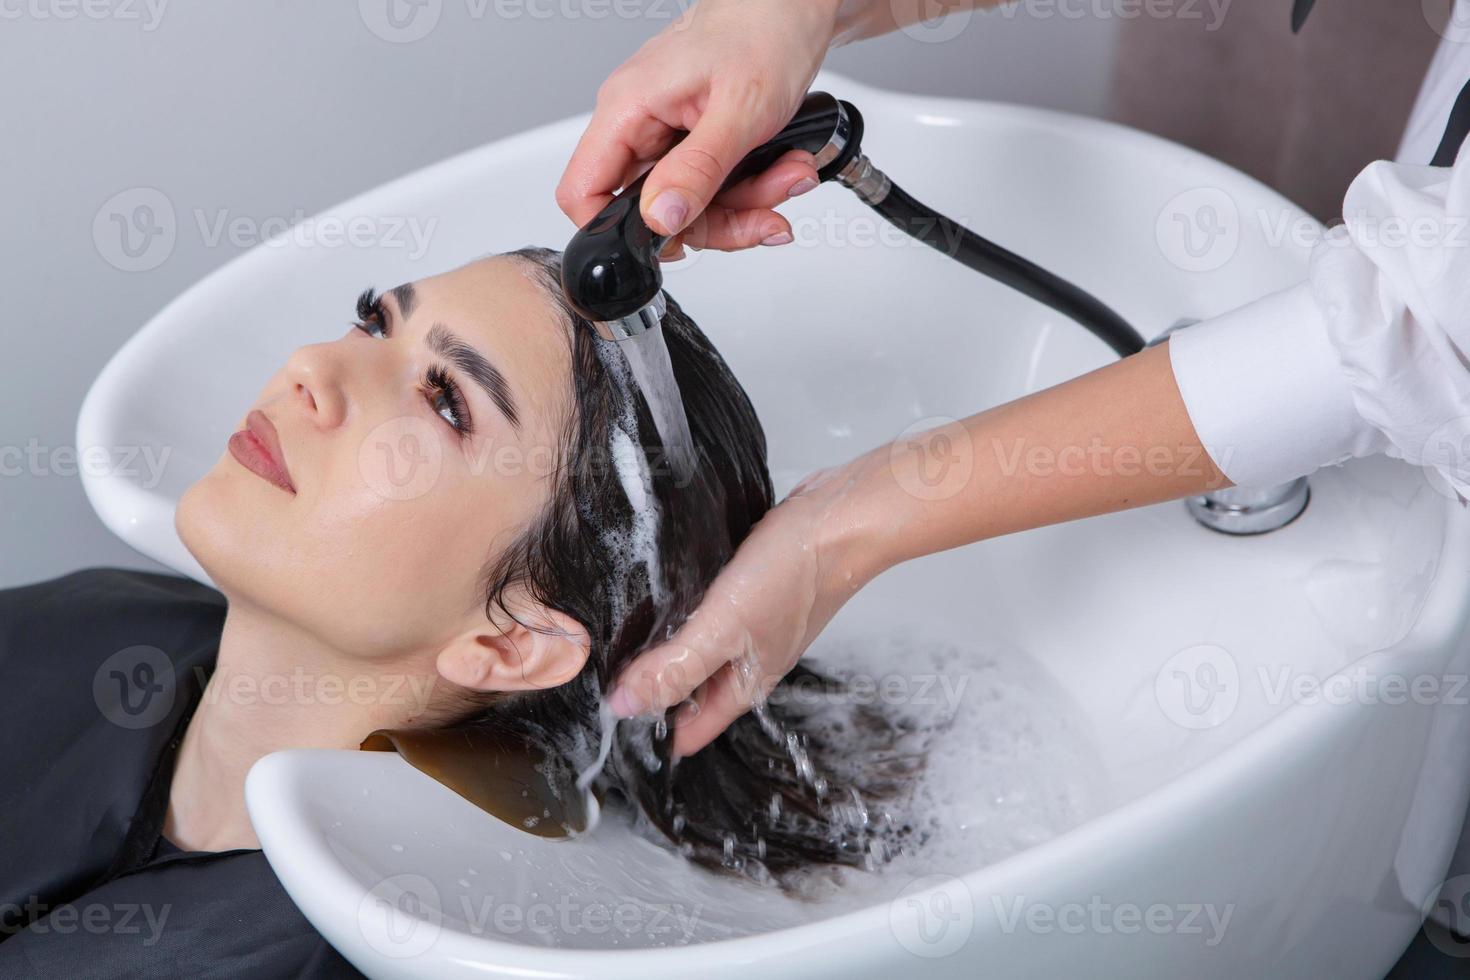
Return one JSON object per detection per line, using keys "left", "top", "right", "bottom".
{"left": 1110, "top": 1, "right": 1445, "bottom": 221}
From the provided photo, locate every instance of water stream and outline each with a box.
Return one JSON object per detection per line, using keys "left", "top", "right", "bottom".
{"left": 617, "top": 323, "right": 697, "bottom": 485}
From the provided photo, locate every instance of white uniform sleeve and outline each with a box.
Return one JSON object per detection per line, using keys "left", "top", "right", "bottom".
{"left": 1169, "top": 142, "right": 1470, "bottom": 497}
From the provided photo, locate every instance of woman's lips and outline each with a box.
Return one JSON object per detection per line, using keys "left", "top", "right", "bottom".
{"left": 228, "top": 409, "right": 296, "bottom": 494}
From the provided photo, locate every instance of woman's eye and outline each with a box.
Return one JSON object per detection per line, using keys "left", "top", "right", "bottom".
{"left": 354, "top": 318, "right": 387, "bottom": 341}
{"left": 353, "top": 288, "right": 387, "bottom": 339}
{"left": 424, "top": 366, "right": 473, "bottom": 437}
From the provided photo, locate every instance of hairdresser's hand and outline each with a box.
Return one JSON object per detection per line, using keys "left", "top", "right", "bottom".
{"left": 555, "top": 0, "right": 843, "bottom": 254}
{"left": 607, "top": 461, "right": 886, "bottom": 757}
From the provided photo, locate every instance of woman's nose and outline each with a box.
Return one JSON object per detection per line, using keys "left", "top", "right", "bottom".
{"left": 283, "top": 342, "right": 349, "bottom": 430}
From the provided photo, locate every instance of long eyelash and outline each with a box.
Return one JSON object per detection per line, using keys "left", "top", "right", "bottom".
{"left": 353, "top": 287, "right": 383, "bottom": 332}
{"left": 423, "top": 364, "right": 474, "bottom": 438}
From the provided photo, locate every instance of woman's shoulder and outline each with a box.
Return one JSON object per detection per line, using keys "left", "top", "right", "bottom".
{"left": 0, "top": 566, "right": 226, "bottom": 674}
{"left": 0, "top": 848, "right": 364, "bottom": 978}
{"left": 0, "top": 565, "right": 223, "bottom": 609}
{"left": 0, "top": 565, "right": 224, "bottom": 623}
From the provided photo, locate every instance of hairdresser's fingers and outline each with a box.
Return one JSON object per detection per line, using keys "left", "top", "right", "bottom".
{"left": 557, "top": 123, "right": 814, "bottom": 245}
{"left": 669, "top": 661, "right": 778, "bottom": 758}
{"left": 679, "top": 207, "right": 794, "bottom": 252}
{"left": 638, "top": 91, "right": 794, "bottom": 238}
{"left": 556, "top": 98, "right": 678, "bottom": 227}
{"left": 709, "top": 149, "right": 820, "bottom": 211}
{"left": 607, "top": 618, "right": 736, "bottom": 719}
{"left": 676, "top": 151, "right": 819, "bottom": 250}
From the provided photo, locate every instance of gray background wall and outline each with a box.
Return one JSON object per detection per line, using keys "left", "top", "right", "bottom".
{"left": 0, "top": 2, "right": 1120, "bottom": 589}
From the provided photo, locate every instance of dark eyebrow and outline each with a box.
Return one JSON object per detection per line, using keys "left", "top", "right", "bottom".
{"left": 425, "top": 321, "right": 521, "bottom": 430}
{"left": 389, "top": 282, "right": 417, "bottom": 319}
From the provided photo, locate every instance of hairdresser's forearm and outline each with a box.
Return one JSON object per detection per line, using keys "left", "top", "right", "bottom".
{"left": 828, "top": 0, "right": 1009, "bottom": 44}
{"left": 824, "top": 341, "right": 1228, "bottom": 581}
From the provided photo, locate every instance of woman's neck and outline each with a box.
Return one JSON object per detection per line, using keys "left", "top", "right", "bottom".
{"left": 164, "top": 599, "right": 452, "bottom": 852}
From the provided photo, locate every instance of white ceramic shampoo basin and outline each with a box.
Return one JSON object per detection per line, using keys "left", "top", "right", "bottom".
{"left": 79, "top": 74, "right": 1470, "bottom": 979}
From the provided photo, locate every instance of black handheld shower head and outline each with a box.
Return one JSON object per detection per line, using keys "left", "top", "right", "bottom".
{"left": 561, "top": 91, "right": 862, "bottom": 336}
{"left": 561, "top": 89, "right": 1144, "bottom": 357}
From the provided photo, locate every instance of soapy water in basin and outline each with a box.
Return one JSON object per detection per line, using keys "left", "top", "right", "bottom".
{"left": 337, "top": 630, "right": 1106, "bottom": 950}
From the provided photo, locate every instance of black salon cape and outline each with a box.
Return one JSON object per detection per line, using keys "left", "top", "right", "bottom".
{"left": 0, "top": 568, "right": 363, "bottom": 979}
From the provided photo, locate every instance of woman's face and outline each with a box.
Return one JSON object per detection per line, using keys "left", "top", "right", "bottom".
{"left": 178, "top": 256, "right": 576, "bottom": 662}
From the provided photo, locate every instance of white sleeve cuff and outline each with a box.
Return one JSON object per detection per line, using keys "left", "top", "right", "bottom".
{"left": 1167, "top": 281, "right": 1383, "bottom": 489}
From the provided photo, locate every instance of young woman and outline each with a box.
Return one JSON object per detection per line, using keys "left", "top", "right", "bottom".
{"left": 0, "top": 249, "right": 921, "bottom": 976}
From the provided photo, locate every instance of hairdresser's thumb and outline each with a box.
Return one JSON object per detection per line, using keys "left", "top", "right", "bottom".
{"left": 641, "top": 96, "right": 769, "bottom": 238}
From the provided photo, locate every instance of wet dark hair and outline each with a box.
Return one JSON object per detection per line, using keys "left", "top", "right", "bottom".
{"left": 382, "top": 247, "right": 925, "bottom": 887}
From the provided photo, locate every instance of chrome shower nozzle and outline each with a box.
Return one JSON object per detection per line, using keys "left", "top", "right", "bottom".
{"left": 591, "top": 292, "right": 666, "bottom": 342}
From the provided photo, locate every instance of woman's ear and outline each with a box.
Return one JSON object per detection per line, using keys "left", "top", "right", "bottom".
{"left": 436, "top": 604, "right": 591, "bottom": 694}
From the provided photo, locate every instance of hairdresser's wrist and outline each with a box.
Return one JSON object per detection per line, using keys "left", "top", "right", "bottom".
{"left": 799, "top": 448, "right": 908, "bottom": 601}
{"left": 809, "top": 430, "right": 985, "bottom": 587}
{"left": 692, "top": 0, "right": 845, "bottom": 47}
{"left": 827, "top": 0, "right": 880, "bottom": 47}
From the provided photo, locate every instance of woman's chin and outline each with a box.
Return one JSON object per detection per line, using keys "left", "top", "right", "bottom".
{"left": 176, "top": 466, "right": 281, "bottom": 594}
